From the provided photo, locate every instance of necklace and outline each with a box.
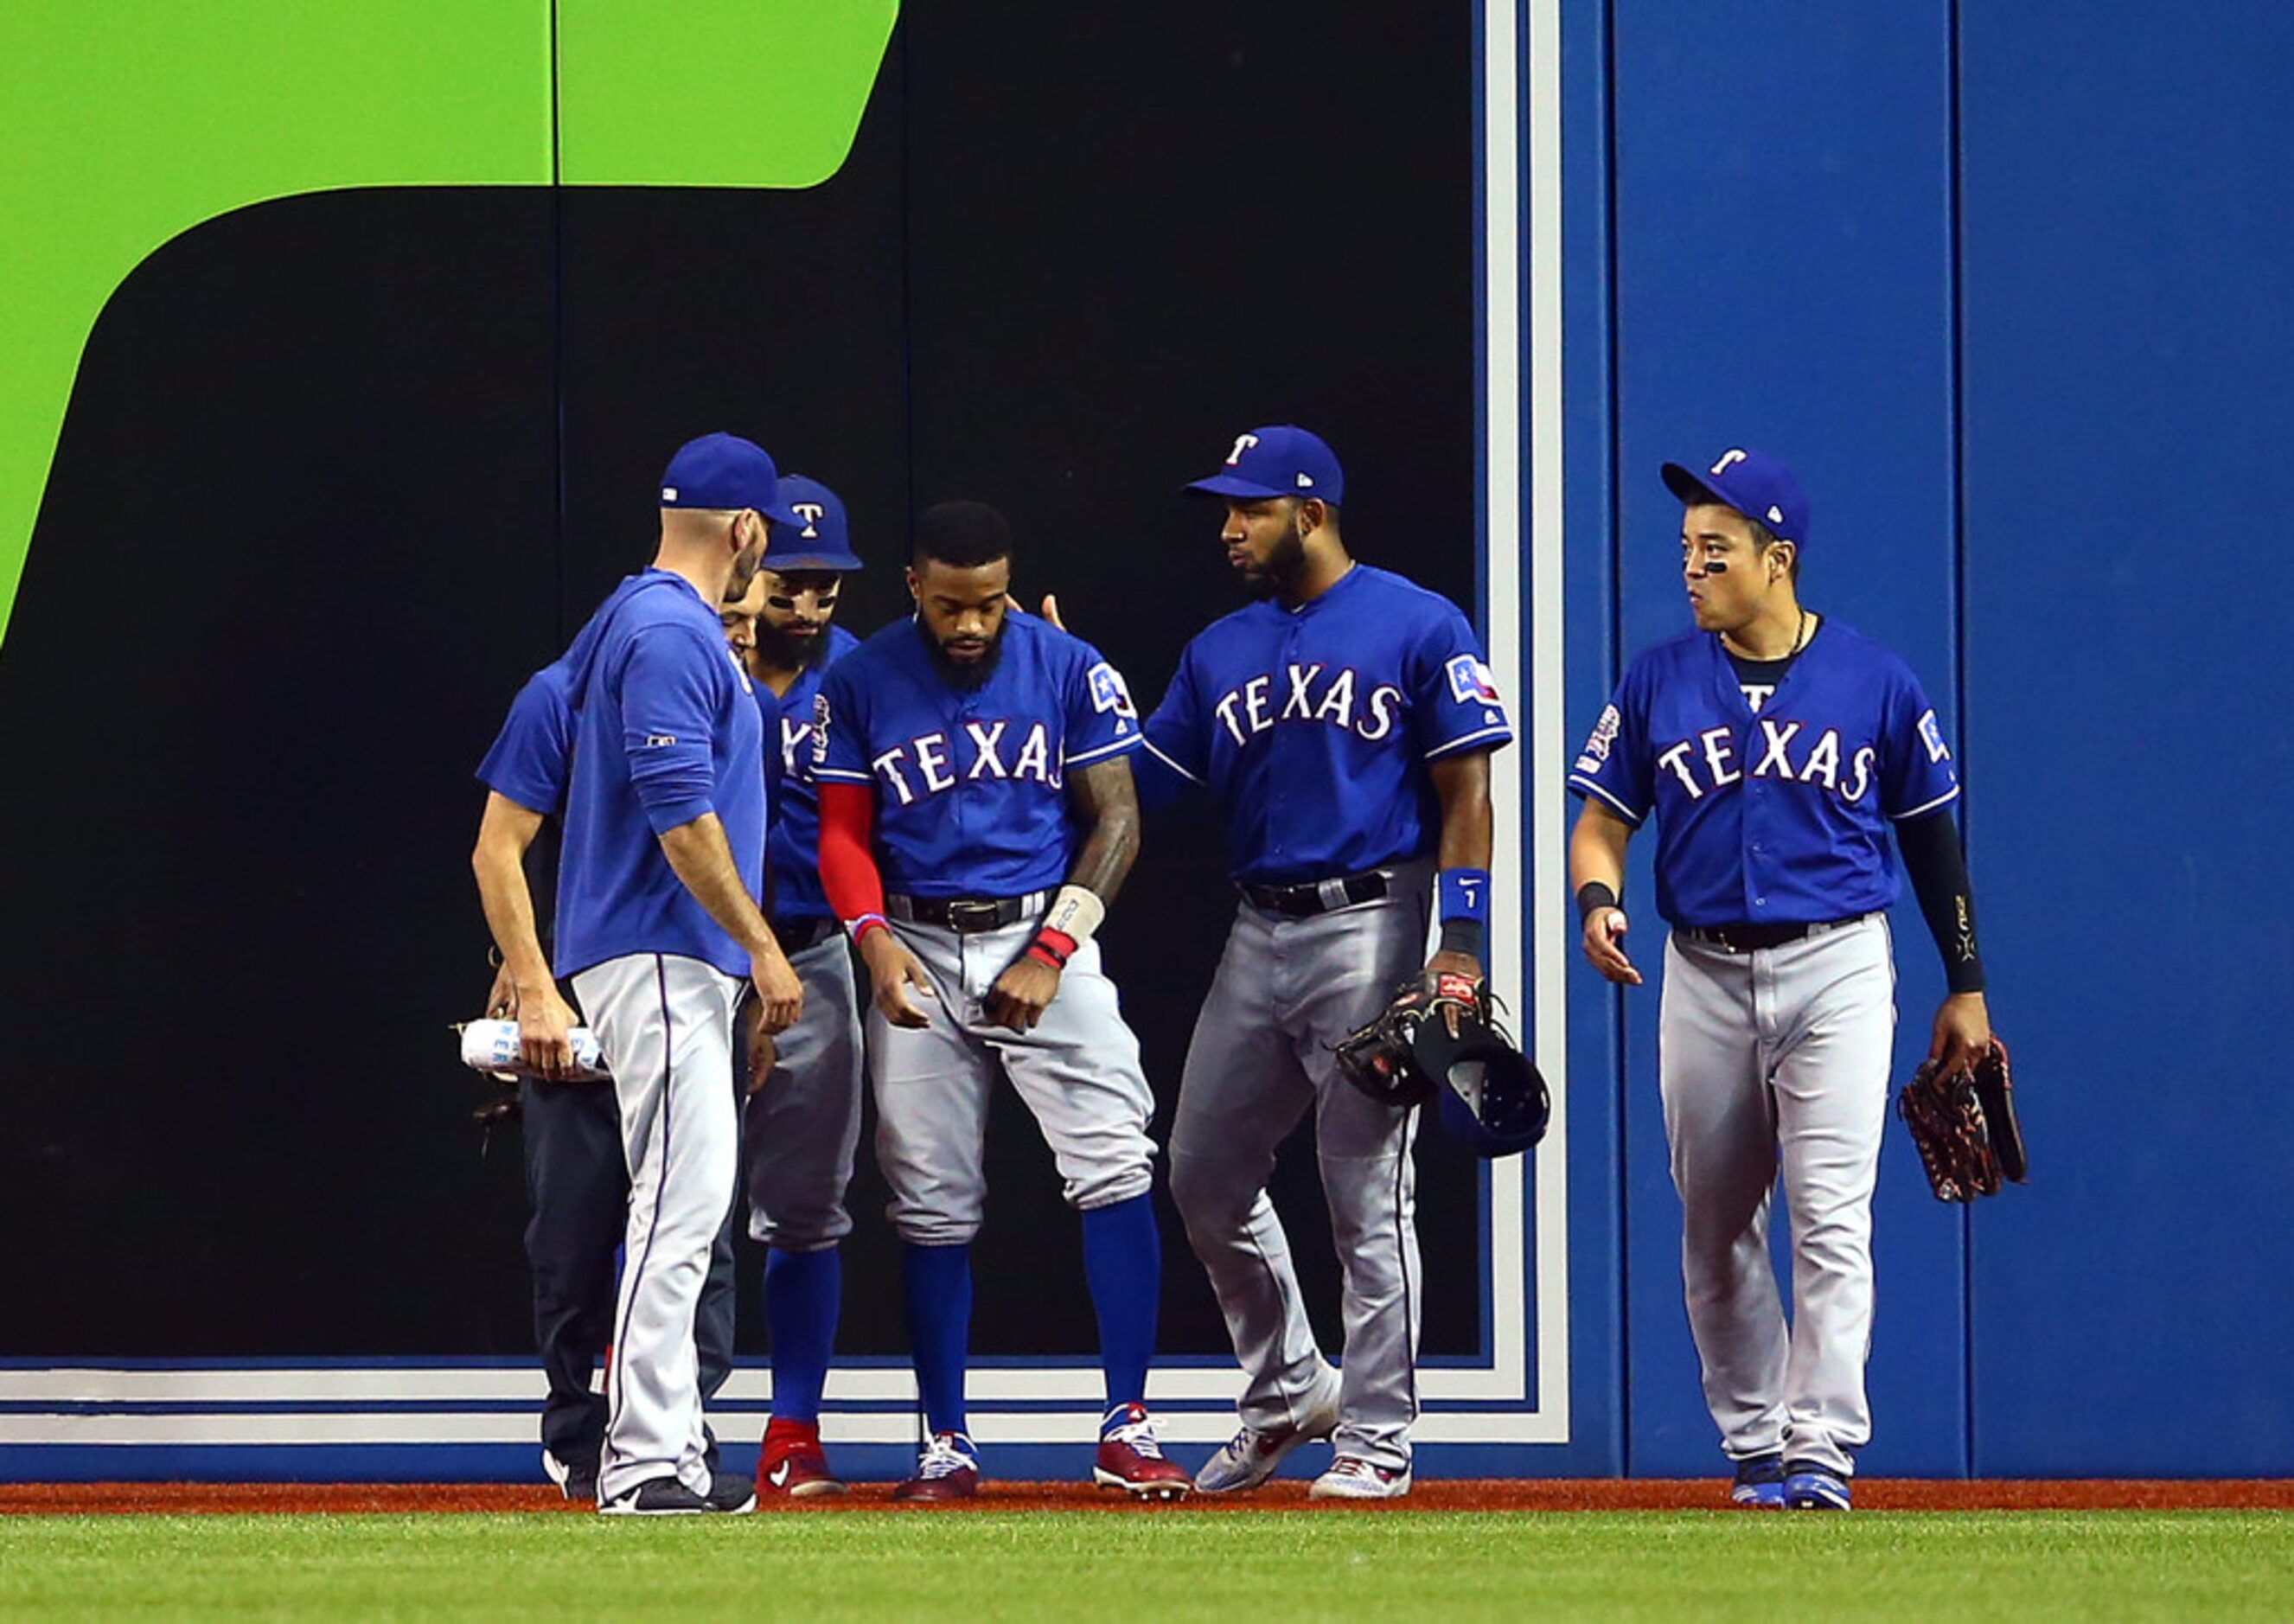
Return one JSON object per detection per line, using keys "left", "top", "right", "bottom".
{"left": 1728, "top": 610, "right": 1809, "bottom": 663}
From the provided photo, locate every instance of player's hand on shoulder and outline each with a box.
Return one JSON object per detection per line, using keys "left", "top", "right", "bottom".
{"left": 750, "top": 947, "right": 804, "bottom": 1034}
{"left": 859, "top": 929, "right": 936, "bottom": 1029}
{"left": 1581, "top": 906, "right": 1643, "bottom": 987}
{"left": 517, "top": 981, "right": 581, "bottom": 1079}
{"left": 1037, "top": 593, "right": 1067, "bottom": 633}
{"left": 985, "top": 956, "right": 1061, "bottom": 1033}
{"left": 1927, "top": 991, "right": 1990, "bottom": 1077}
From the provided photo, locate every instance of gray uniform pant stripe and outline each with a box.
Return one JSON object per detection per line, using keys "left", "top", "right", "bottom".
{"left": 1168, "top": 860, "right": 1431, "bottom": 1471}
{"left": 1659, "top": 914, "right": 1895, "bottom": 1475}
{"left": 744, "top": 932, "right": 866, "bottom": 1250}
{"left": 572, "top": 951, "right": 742, "bottom": 1502}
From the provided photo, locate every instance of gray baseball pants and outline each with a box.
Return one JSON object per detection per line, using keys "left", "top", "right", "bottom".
{"left": 1659, "top": 913, "right": 1896, "bottom": 1476}
{"left": 868, "top": 909, "right": 1155, "bottom": 1244}
{"left": 744, "top": 930, "right": 865, "bottom": 1250}
{"left": 1167, "top": 861, "right": 1432, "bottom": 1473}
{"left": 571, "top": 950, "right": 743, "bottom": 1503}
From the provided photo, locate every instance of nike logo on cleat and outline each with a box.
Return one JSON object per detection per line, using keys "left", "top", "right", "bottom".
{"left": 769, "top": 1461, "right": 792, "bottom": 1487}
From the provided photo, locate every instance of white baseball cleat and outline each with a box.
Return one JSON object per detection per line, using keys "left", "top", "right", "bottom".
{"left": 1308, "top": 1455, "right": 1412, "bottom": 1500}
{"left": 1193, "top": 1376, "right": 1343, "bottom": 1494}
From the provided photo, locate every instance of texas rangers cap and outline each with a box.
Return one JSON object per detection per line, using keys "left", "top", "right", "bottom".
{"left": 1661, "top": 446, "right": 1810, "bottom": 547}
{"left": 764, "top": 475, "right": 863, "bottom": 572}
{"left": 1185, "top": 425, "right": 1345, "bottom": 504}
{"left": 659, "top": 432, "right": 804, "bottom": 526}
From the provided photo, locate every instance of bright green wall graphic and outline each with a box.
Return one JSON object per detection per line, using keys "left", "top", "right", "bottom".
{"left": 0, "top": 0, "right": 897, "bottom": 648}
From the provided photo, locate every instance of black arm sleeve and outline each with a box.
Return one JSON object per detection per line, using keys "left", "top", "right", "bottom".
{"left": 1895, "top": 809, "right": 1985, "bottom": 994}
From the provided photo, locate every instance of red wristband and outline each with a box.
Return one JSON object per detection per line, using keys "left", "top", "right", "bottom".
{"left": 1027, "top": 926, "right": 1077, "bottom": 969}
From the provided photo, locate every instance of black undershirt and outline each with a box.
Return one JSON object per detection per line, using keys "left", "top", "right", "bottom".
{"left": 1724, "top": 634, "right": 1986, "bottom": 994}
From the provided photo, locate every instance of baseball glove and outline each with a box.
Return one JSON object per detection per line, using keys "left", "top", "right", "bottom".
{"left": 1895, "top": 1038, "right": 2027, "bottom": 1202}
{"left": 1334, "top": 971, "right": 1488, "bottom": 1109}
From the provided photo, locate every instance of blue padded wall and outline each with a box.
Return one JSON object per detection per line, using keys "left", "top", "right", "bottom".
{"left": 1956, "top": 1, "right": 2294, "bottom": 1474}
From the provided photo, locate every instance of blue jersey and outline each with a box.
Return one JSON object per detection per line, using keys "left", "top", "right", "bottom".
{"left": 1140, "top": 564, "right": 1512, "bottom": 884}
{"left": 813, "top": 611, "right": 1141, "bottom": 898}
{"left": 1568, "top": 622, "right": 1960, "bottom": 929}
{"left": 764, "top": 623, "right": 861, "bottom": 922}
{"left": 476, "top": 659, "right": 577, "bottom": 815}
{"left": 554, "top": 570, "right": 769, "bottom": 980}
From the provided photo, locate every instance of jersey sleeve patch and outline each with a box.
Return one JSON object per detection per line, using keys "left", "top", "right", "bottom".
{"left": 1574, "top": 702, "right": 1623, "bottom": 777}
{"left": 1087, "top": 660, "right": 1138, "bottom": 718}
{"left": 1446, "top": 653, "right": 1501, "bottom": 706}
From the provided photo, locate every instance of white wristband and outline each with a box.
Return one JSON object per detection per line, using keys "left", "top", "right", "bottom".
{"left": 1042, "top": 884, "right": 1107, "bottom": 945}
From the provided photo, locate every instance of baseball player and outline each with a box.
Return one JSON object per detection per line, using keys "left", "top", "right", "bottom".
{"left": 551, "top": 432, "right": 808, "bottom": 1515}
{"left": 716, "top": 474, "right": 869, "bottom": 1499}
{"left": 810, "top": 500, "right": 1190, "bottom": 1502}
{"left": 1142, "top": 425, "right": 1513, "bottom": 1500}
{"left": 470, "top": 611, "right": 764, "bottom": 1502}
{"left": 1566, "top": 447, "right": 1993, "bottom": 1512}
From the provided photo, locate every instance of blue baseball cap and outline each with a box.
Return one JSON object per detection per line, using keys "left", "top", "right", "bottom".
{"left": 659, "top": 432, "right": 803, "bottom": 526}
{"left": 1661, "top": 447, "right": 1811, "bottom": 547}
{"left": 765, "top": 475, "right": 863, "bottom": 572}
{"left": 1185, "top": 425, "right": 1345, "bottom": 504}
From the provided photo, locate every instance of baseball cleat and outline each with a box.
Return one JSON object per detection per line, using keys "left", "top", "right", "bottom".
{"left": 1308, "top": 1455, "right": 1412, "bottom": 1501}
{"left": 541, "top": 1448, "right": 598, "bottom": 1504}
{"left": 1729, "top": 1454, "right": 1786, "bottom": 1510}
{"left": 757, "top": 1420, "right": 848, "bottom": 1499}
{"left": 1092, "top": 1403, "right": 1192, "bottom": 1500}
{"left": 1193, "top": 1377, "right": 1344, "bottom": 1494}
{"left": 597, "top": 1473, "right": 751, "bottom": 1515}
{"left": 891, "top": 1430, "right": 981, "bottom": 1503}
{"left": 1783, "top": 1462, "right": 1853, "bottom": 1511}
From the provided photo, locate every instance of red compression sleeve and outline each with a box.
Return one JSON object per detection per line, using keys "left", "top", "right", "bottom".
{"left": 816, "top": 781, "right": 888, "bottom": 927}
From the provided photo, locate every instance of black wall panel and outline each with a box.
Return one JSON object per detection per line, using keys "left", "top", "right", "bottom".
{"left": 0, "top": 5, "right": 1478, "bottom": 1361}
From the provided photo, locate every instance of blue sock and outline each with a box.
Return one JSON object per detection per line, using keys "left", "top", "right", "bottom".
{"left": 763, "top": 1247, "right": 840, "bottom": 1425}
{"left": 901, "top": 1242, "right": 972, "bottom": 1437}
{"left": 1081, "top": 1193, "right": 1161, "bottom": 1421}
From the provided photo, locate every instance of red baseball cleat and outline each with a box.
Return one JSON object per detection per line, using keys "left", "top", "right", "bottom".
{"left": 756, "top": 1418, "right": 847, "bottom": 1500}
{"left": 1093, "top": 1403, "right": 1192, "bottom": 1501}
{"left": 891, "top": 1430, "right": 981, "bottom": 1503}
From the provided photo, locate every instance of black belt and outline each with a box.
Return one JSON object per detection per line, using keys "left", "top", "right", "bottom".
{"left": 1240, "top": 869, "right": 1391, "bottom": 918}
{"left": 1677, "top": 914, "right": 1868, "bottom": 954}
{"left": 770, "top": 916, "right": 840, "bottom": 953}
{"left": 886, "top": 892, "right": 1049, "bottom": 933}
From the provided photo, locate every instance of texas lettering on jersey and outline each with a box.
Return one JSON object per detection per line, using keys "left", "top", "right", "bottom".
{"left": 1567, "top": 623, "right": 1959, "bottom": 928}
{"left": 867, "top": 717, "right": 1067, "bottom": 804}
{"left": 1211, "top": 663, "right": 1406, "bottom": 746}
{"left": 815, "top": 616, "right": 1139, "bottom": 898}
{"left": 1143, "top": 565, "right": 1512, "bottom": 884}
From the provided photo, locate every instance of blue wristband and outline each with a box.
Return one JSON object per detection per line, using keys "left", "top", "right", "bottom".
{"left": 1437, "top": 867, "right": 1492, "bottom": 924}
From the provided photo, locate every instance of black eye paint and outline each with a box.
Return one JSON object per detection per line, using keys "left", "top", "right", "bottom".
{"left": 1702, "top": 560, "right": 1730, "bottom": 575}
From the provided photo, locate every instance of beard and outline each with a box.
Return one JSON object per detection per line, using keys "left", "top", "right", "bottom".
{"left": 1239, "top": 524, "right": 1309, "bottom": 600}
{"left": 918, "top": 618, "right": 1005, "bottom": 691}
{"left": 754, "top": 620, "right": 833, "bottom": 672}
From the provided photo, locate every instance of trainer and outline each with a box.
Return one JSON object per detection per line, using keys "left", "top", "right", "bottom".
{"left": 554, "top": 432, "right": 806, "bottom": 1515}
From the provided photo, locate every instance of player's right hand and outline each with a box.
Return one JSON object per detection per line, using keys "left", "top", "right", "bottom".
{"left": 859, "top": 930, "right": 936, "bottom": 1029}
{"left": 1582, "top": 906, "right": 1644, "bottom": 986}
{"left": 751, "top": 949, "right": 804, "bottom": 1034}
{"left": 518, "top": 983, "right": 582, "bottom": 1078}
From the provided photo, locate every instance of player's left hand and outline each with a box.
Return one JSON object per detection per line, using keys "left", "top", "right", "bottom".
{"left": 1037, "top": 593, "right": 1067, "bottom": 632}
{"left": 742, "top": 998, "right": 778, "bottom": 1095}
{"left": 1928, "top": 991, "right": 1991, "bottom": 1078}
{"left": 1421, "top": 949, "right": 1486, "bottom": 1038}
{"left": 985, "top": 957, "right": 1061, "bottom": 1033}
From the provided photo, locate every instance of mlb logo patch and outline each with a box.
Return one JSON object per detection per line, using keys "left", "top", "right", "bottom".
{"left": 1446, "top": 654, "right": 1500, "bottom": 706}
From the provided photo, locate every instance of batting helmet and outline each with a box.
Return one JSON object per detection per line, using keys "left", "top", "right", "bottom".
{"left": 1414, "top": 1006, "right": 1549, "bottom": 1159}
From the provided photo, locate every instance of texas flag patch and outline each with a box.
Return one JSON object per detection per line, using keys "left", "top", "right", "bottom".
{"left": 1446, "top": 654, "right": 1501, "bottom": 705}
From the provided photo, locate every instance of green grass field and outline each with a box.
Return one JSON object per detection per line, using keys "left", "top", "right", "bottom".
{"left": 3, "top": 1511, "right": 2288, "bottom": 1621}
